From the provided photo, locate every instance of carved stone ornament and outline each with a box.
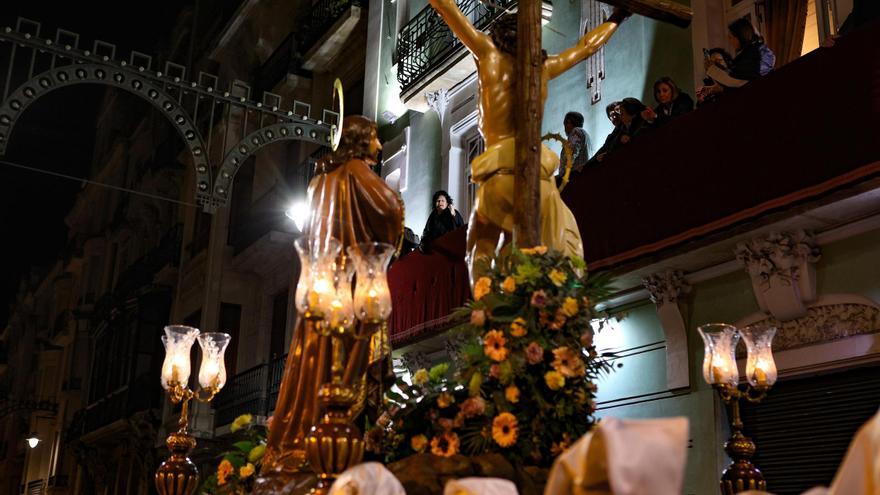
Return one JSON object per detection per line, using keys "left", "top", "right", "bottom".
{"left": 735, "top": 230, "right": 821, "bottom": 321}
{"left": 643, "top": 270, "right": 691, "bottom": 305}
{"left": 736, "top": 294, "right": 880, "bottom": 353}
{"left": 425, "top": 88, "right": 449, "bottom": 122}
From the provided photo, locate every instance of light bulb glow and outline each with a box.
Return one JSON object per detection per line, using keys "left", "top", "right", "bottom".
{"left": 285, "top": 201, "right": 310, "bottom": 232}
{"left": 26, "top": 435, "right": 39, "bottom": 449}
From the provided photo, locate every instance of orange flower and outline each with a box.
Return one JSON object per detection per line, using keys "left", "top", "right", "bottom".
{"left": 239, "top": 463, "right": 255, "bottom": 479}
{"left": 552, "top": 347, "right": 585, "bottom": 378}
{"left": 411, "top": 434, "right": 428, "bottom": 453}
{"left": 562, "top": 297, "right": 579, "bottom": 317}
{"left": 483, "top": 330, "right": 509, "bottom": 362}
{"left": 474, "top": 277, "right": 492, "bottom": 301}
{"left": 505, "top": 384, "right": 520, "bottom": 404}
{"left": 437, "top": 392, "right": 455, "bottom": 409}
{"left": 430, "top": 431, "right": 460, "bottom": 457}
{"left": 501, "top": 276, "right": 517, "bottom": 293}
{"left": 470, "top": 309, "right": 487, "bottom": 327}
{"left": 217, "top": 459, "right": 234, "bottom": 486}
{"left": 492, "top": 412, "right": 518, "bottom": 447}
{"left": 509, "top": 317, "right": 528, "bottom": 337}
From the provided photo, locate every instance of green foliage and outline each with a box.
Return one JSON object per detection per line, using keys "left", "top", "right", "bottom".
{"left": 198, "top": 414, "right": 268, "bottom": 494}
{"left": 379, "top": 246, "right": 618, "bottom": 467}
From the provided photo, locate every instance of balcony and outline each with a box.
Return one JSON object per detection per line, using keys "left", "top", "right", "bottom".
{"left": 395, "top": 0, "right": 512, "bottom": 110}
{"left": 299, "top": 0, "right": 365, "bottom": 71}
{"left": 387, "top": 22, "right": 880, "bottom": 345}
{"left": 0, "top": 399, "right": 58, "bottom": 419}
{"left": 213, "top": 354, "right": 287, "bottom": 427}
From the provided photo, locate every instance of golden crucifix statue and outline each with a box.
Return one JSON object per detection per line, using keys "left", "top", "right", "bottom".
{"left": 427, "top": 0, "right": 632, "bottom": 275}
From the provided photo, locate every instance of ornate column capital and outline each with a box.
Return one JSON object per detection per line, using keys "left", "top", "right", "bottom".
{"left": 643, "top": 270, "right": 691, "bottom": 306}
{"left": 425, "top": 88, "right": 449, "bottom": 122}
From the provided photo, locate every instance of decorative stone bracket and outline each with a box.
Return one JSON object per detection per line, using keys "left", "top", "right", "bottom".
{"left": 425, "top": 88, "right": 449, "bottom": 124}
{"left": 735, "top": 231, "right": 821, "bottom": 321}
{"left": 643, "top": 270, "right": 692, "bottom": 391}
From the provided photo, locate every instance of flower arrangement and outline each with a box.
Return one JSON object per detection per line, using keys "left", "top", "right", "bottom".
{"left": 378, "top": 246, "right": 615, "bottom": 466}
{"left": 199, "top": 414, "right": 268, "bottom": 494}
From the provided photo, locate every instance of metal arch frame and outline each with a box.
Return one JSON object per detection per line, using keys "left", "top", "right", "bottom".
{"left": 211, "top": 121, "right": 332, "bottom": 206}
{"left": 0, "top": 63, "right": 213, "bottom": 201}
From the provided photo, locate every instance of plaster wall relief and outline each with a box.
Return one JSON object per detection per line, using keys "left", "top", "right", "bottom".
{"left": 735, "top": 230, "right": 821, "bottom": 321}
{"left": 736, "top": 294, "right": 880, "bottom": 353}
{"left": 643, "top": 270, "right": 692, "bottom": 390}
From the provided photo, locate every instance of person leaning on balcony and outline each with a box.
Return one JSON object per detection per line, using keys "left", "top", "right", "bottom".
{"left": 587, "top": 102, "right": 623, "bottom": 167}
{"left": 698, "top": 18, "right": 776, "bottom": 101}
{"left": 697, "top": 48, "right": 733, "bottom": 106}
{"left": 616, "top": 97, "right": 651, "bottom": 146}
{"left": 420, "top": 190, "right": 464, "bottom": 250}
{"left": 642, "top": 76, "right": 693, "bottom": 127}
{"left": 562, "top": 111, "right": 590, "bottom": 173}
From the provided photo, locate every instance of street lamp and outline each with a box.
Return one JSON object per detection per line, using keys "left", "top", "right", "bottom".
{"left": 698, "top": 323, "right": 778, "bottom": 495}
{"left": 25, "top": 433, "right": 39, "bottom": 449}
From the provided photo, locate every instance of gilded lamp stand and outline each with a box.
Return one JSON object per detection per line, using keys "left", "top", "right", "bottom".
{"left": 294, "top": 237, "right": 396, "bottom": 494}
{"left": 155, "top": 325, "right": 231, "bottom": 495}
{"left": 698, "top": 323, "right": 778, "bottom": 495}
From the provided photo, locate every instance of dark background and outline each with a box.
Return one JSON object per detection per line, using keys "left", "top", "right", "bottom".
{"left": 0, "top": 1, "right": 189, "bottom": 325}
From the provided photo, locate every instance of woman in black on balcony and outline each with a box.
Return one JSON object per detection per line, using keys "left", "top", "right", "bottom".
{"left": 698, "top": 18, "right": 776, "bottom": 101}
{"left": 643, "top": 77, "right": 693, "bottom": 127}
{"left": 420, "top": 190, "right": 464, "bottom": 250}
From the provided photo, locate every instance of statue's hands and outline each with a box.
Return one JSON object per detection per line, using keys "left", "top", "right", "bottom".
{"left": 607, "top": 7, "right": 632, "bottom": 25}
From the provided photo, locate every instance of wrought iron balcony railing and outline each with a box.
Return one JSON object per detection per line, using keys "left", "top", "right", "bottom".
{"left": 213, "top": 353, "right": 287, "bottom": 427}
{"left": 396, "top": 0, "right": 514, "bottom": 94}
{"left": 301, "top": 0, "right": 366, "bottom": 52}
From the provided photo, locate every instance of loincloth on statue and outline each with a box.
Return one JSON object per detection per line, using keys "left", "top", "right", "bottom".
{"left": 470, "top": 137, "right": 584, "bottom": 259}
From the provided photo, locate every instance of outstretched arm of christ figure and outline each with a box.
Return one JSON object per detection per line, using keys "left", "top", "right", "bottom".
{"left": 428, "top": 0, "right": 495, "bottom": 59}
{"left": 544, "top": 8, "right": 631, "bottom": 80}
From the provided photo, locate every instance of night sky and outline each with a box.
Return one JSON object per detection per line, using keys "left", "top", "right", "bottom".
{"left": 0, "top": 1, "right": 189, "bottom": 325}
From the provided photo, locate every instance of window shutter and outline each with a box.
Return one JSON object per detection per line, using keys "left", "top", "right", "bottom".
{"left": 740, "top": 365, "right": 880, "bottom": 495}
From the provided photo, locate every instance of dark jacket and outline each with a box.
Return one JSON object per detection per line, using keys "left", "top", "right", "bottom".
{"left": 588, "top": 126, "right": 623, "bottom": 167}
{"left": 652, "top": 92, "right": 694, "bottom": 127}
{"left": 729, "top": 41, "right": 776, "bottom": 82}
{"left": 421, "top": 207, "right": 464, "bottom": 245}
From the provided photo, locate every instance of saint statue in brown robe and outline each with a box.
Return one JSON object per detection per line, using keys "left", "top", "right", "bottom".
{"left": 256, "top": 115, "right": 404, "bottom": 492}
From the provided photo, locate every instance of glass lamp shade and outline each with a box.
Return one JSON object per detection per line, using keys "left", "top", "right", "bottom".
{"left": 697, "top": 323, "right": 741, "bottom": 387}
{"left": 197, "top": 332, "right": 231, "bottom": 390}
{"left": 348, "top": 242, "right": 395, "bottom": 323}
{"left": 326, "top": 259, "right": 355, "bottom": 334}
{"left": 160, "top": 325, "right": 200, "bottom": 390}
{"left": 294, "top": 236, "right": 342, "bottom": 317}
{"left": 739, "top": 325, "right": 778, "bottom": 388}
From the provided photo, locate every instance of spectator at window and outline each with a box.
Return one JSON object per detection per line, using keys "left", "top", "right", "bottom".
{"left": 562, "top": 111, "right": 590, "bottom": 173}
{"left": 588, "top": 102, "right": 622, "bottom": 166}
{"left": 698, "top": 18, "right": 776, "bottom": 101}
{"left": 642, "top": 76, "right": 693, "bottom": 127}
{"left": 420, "top": 190, "right": 464, "bottom": 249}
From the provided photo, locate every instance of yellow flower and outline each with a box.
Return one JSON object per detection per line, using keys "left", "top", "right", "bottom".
{"left": 248, "top": 444, "right": 266, "bottom": 463}
{"left": 411, "top": 434, "right": 429, "bottom": 453}
{"left": 501, "top": 276, "right": 517, "bottom": 293}
{"left": 437, "top": 392, "right": 455, "bottom": 409}
{"left": 217, "top": 459, "right": 234, "bottom": 486}
{"left": 492, "top": 412, "right": 518, "bottom": 447}
{"left": 562, "top": 297, "right": 579, "bottom": 317}
{"left": 474, "top": 277, "right": 492, "bottom": 301}
{"left": 549, "top": 269, "right": 567, "bottom": 287}
{"left": 430, "top": 431, "right": 460, "bottom": 457}
{"left": 552, "top": 346, "right": 585, "bottom": 378}
{"left": 520, "top": 246, "right": 548, "bottom": 255}
{"left": 412, "top": 368, "right": 429, "bottom": 386}
{"left": 509, "top": 317, "right": 528, "bottom": 338}
{"left": 239, "top": 462, "right": 255, "bottom": 479}
{"left": 544, "top": 370, "right": 565, "bottom": 391}
{"left": 483, "top": 330, "right": 509, "bottom": 362}
{"left": 231, "top": 413, "right": 253, "bottom": 433}
{"left": 505, "top": 384, "right": 520, "bottom": 404}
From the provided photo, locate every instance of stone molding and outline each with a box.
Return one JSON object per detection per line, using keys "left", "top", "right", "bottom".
{"left": 736, "top": 294, "right": 880, "bottom": 354}
{"left": 643, "top": 270, "right": 691, "bottom": 391}
{"left": 735, "top": 230, "right": 821, "bottom": 321}
{"left": 425, "top": 87, "right": 449, "bottom": 123}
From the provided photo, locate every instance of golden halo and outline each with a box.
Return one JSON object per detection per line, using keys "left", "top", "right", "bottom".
{"left": 331, "top": 78, "right": 344, "bottom": 151}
